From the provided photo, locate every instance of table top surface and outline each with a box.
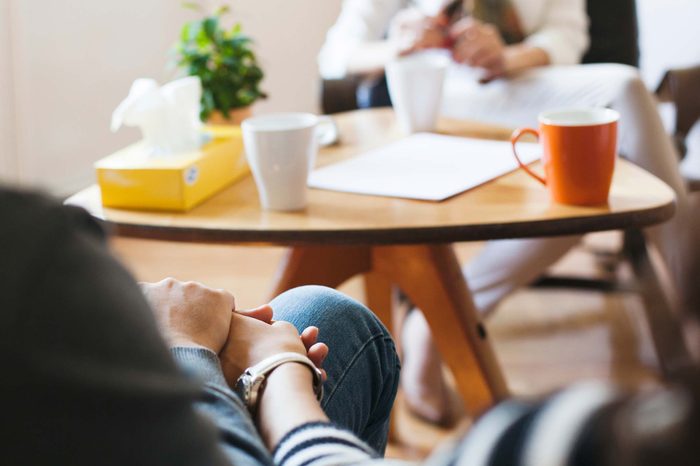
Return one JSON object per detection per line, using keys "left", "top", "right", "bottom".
{"left": 66, "top": 108, "right": 676, "bottom": 246}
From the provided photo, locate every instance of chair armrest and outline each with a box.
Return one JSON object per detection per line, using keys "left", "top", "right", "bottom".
{"left": 656, "top": 64, "right": 700, "bottom": 139}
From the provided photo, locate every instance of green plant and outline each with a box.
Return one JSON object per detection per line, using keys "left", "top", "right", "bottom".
{"left": 173, "top": 3, "right": 266, "bottom": 121}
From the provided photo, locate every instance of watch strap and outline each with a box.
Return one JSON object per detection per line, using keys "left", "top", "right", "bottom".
{"left": 236, "top": 352, "right": 324, "bottom": 415}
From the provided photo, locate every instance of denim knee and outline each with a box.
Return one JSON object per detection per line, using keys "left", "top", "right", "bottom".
{"left": 270, "top": 285, "right": 394, "bottom": 346}
{"left": 270, "top": 286, "right": 400, "bottom": 453}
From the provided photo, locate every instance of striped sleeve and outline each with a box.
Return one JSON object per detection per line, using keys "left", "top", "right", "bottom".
{"left": 272, "top": 422, "right": 390, "bottom": 466}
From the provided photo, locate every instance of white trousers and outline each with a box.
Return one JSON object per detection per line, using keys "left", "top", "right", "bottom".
{"left": 440, "top": 63, "right": 696, "bottom": 313}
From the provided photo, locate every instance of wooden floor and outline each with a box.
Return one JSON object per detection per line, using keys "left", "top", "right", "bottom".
{"left": 112, "top": 232, "right": 661, "bottom": 460}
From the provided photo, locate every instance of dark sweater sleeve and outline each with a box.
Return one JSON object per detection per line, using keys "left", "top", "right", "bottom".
{"left": 171, "top": 347, "right": 275, "bottom": 466}
{"left": 0, "top": 189, "right": 270, "bottom": 466}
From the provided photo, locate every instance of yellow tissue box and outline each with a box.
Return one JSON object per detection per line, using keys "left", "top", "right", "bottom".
{"left": 96, "top": 126, "right": 247, "bottom": 211}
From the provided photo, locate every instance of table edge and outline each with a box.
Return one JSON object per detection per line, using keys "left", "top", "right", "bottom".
{"left": 101, "top": 200, "right": 676, "bottom": 246}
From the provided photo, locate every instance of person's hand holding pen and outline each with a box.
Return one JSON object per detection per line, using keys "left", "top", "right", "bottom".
{"left": 388, "top": 1, "right": 549, "bottom": 83}
{"left": 388, "top": 7, "right": 449, "bottom": 56}
{"left": 387, "top": 3, "right": 506, "bottom": 82}
{"left": 448, "top": 16, "right": 507, "bottom": 82}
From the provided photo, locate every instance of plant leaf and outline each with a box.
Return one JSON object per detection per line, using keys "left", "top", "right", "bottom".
{"left": 172, "top": 2, "right": 267, "bottom": 118}
{"left": 215, "top": 5, "right": 230, "bottom": 16}
{"left": 182, "top": 1, "right": 202, "bottom": 12}
{"left": 203, "top": 16, "right": 218, "bottom": 40}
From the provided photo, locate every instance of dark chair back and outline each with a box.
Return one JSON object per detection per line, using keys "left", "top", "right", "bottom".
{"left": 321, "top": 0, "right": 640, "bottom": 114}
{"left": 582, "top": 0, "right": 639, "bottom": 66}
{"left": 320, "top": 76, "right": 363, "bottom": 116}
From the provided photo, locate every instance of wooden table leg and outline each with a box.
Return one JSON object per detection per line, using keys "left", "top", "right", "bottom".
{"left": 270, "top": 245, "right": 372, "bottom": 298}
{"left": 373, "top": 244, "right": 509, "bottom": 415}
{"left": 363, "top": 272, "right": 400, "bottom": 443}
{"left": 363, "top": 272, "right": 396, "bottom": 334}
{"left": 270, "top": 243, "right": 508, "bottom": 415}
{"left": 271, "top": 246, "right": 396, "bottom": 333}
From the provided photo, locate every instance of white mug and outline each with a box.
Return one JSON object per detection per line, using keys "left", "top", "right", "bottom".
{"left": 242, "top": 113, "right": 337, "bottom": 211}
{"left": 386, "top": 51, "right": 449, "bottom": 134}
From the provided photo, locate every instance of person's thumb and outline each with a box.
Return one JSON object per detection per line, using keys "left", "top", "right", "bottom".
{"left": 236, "top": 304, "right": 273, "bottom": 323}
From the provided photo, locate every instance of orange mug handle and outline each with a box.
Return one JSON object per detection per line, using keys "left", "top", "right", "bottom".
{"left": 511, "top": 128, "right": 546, "bottom": 186}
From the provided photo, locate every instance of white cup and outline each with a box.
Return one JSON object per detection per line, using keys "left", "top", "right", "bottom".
{"left": 242, "top": 113, "right": 337, "bottom": 211}
{"left": 386, "top": 51, "right": 449, "bottom": 134}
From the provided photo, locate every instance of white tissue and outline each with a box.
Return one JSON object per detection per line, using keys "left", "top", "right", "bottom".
{"left": 111, "top": 76, "right": 203, "bottom": 156}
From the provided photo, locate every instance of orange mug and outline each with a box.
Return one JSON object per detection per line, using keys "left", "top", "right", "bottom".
{"left": 511, "top": 108, "right": 619, "bottom": 206}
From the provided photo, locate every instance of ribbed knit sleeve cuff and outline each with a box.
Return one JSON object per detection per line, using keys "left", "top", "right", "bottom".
{"left": 170, "top": 346, "right": 228, "bottom": 388}
{"left": 272, "top": 422, "right": 378, "bottom": 466}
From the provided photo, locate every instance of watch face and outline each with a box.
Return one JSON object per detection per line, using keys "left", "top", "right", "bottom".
{"left": 234, "top": 373, "right": 252, "bottom": 402}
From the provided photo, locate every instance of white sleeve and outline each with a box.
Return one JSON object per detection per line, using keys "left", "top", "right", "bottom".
{"left": 318, "top": 0, "right": 404, "bottom": 79}
{"left": 524, "top": 0, "right": 590, "bottom": 65}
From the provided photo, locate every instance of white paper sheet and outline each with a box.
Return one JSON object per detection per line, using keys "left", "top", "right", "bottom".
{"left": 308, "top": 133, "right": 540, "bottom": 201}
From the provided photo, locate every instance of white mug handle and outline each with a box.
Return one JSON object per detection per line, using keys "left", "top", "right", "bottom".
{"left": 316, "top": 115, "right": 339, "bottom": 147}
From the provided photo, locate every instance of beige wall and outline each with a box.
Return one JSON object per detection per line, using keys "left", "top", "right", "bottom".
{"left": 2, "top": 0, "right": 342, "bottom": 194}
{"left": 230, "top": 1, "right": 343, "bottom": 114}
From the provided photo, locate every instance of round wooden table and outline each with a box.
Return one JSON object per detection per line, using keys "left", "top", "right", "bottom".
{"left": 67, "top": 108, "right": 677, "bottom": 414}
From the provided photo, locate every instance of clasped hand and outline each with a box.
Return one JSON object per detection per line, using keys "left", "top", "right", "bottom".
{"left": 389, "top": 8, "right": 507, "bottom": 82}
{"left": 141, "top": 278, "right": 328, "bottom": 385}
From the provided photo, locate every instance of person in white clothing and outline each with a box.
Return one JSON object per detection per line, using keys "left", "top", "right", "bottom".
{"left": 319, "top": 0, "right": 700, "bottom": 423}
{"left": 320, "top": 0, "right": 588, "bottom": 81}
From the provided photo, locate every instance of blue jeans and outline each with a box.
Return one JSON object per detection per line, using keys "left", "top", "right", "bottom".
{"left": 271, "top": 286, "right": 401, "bottom": 454}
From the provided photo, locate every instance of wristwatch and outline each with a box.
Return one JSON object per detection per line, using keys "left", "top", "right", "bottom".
{"left": 234, "top": 352, "right": 324, "bottom": 416}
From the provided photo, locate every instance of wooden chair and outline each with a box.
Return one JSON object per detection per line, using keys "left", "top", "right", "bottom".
{"left": 656, "top": 64, "right": 700, "bottom": 166}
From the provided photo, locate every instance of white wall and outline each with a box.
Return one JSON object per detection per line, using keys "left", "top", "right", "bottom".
{"left": 637, "top": 0, "right": 700, "bottom": 88}
{"left": 1, "top": 0, "right": 343, "bottom": 195}
{"left": 0, "top": 0, "right": 18, "bottom": 183}
{"left": 229, "top": 1, "right": 343, "bottom": 114}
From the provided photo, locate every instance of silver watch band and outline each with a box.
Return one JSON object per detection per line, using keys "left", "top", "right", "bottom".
{"left": 235, "top": 352, "right": 324, "bottom": 415}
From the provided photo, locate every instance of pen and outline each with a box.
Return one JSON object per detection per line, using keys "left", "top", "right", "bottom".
{"left": 438, "top": 0, "right": 473, "bottom": 48}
